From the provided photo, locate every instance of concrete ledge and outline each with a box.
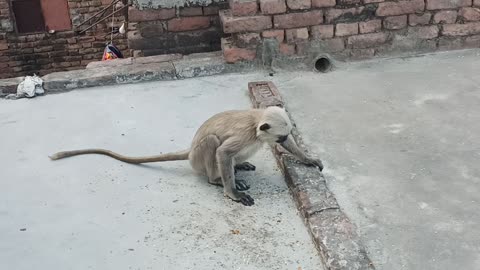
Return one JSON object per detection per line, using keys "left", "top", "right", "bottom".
{"left": 248, "top": 81, "right": 375, "bottom": 270}
{"left": 1, "top": 51, "right": 258, "bottom": 96}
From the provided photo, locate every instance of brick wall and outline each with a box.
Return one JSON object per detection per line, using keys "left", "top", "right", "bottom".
{"left": 220, "top": 0, "right": 480, "bottom": 64}
{"left": 128, "top": 1, "right": 228, "bottom": 57}
{"left": 0, "top": 0, "right": 129, "bottom": 80}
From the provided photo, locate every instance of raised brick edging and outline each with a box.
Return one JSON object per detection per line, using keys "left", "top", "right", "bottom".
{"left": 248, "top": 81, "right": 375, "bottom": 270}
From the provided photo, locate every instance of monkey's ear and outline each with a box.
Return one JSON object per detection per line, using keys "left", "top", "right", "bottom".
{"left": 260, "top": 123, "right": 271, "bottom": 131}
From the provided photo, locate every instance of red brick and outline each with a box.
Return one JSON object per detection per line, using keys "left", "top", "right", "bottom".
{"left": 376, "top": 0, "right": 425, "bottom": 16}
{"left": 179, "top": 7, "right": 203, "bottom": 16}
{"left": 203, "top": 6, "right": 220, "bottom": 15}
{"left": 311, "top": 25, "right": 334, "bottom": 39}
{"left": 167, "top": 17, "right": 210, "bottom": 32}
{"left": 426, "top": 0, "right": 471, "bottom": 10}
{"left": 260, "top": 0, "right": 287, "bottom": 14}
{"left": 408, "top": 25, "right": 439, "bottom": 38}
{"left": 384, "top": 15, "right": 407, "bottom": 29}
{"left": 336, "top": 23, "right": 359, "bottom": 36}
{"left": 433, "top": 10, "right": 457, "bottom": 24}
{"left": 287, "top": 0, "right": 312, "bottom": 9}
{"left": 273, "top": 10, "right": 322, "bottom": 29}
{"left": 220, "top": 10, "right": 272, "bottom": 33}
{"left": 262, "top": 29, "right": 285, "bottom": 42}
{"left": 236, "top": 33, "right": 261, "bottom": 47}
{"left": 221, "top": 38, "right": 256, "bottom": 63}
{"left": 285, "top": 28, "right": 309, "bottom": 42}
{"left": 442, "top": 22, "right": 480, "bottom": 36}
{"left": 279, "top": 43, "right": 296, "bottom": 55}
{"left": 128, "top": 7, "right": 175, "bottom": 22}
{"left": 229, "top": 0, "right": 258, "bottom": 16}
{"left": 409, "top": 13, "right": 432, "bottom": 26}
{"left": 359, "top": 20, "right": 382, "bottom": 33}
{"left": 347, "top": 32, "right": 388, "bottom": 48}
{"left": 459, "top": 7, "right": 480, "bottom": 21}
{"left": 326, "top": 7, "right": 364, "bottom": 23}
{"left": 312, "top": 0, "right": 336, "bottom": 7}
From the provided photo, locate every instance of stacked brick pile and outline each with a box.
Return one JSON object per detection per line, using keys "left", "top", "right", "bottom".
{"left": 127, "top": 2, "right": 228, "bottom": 57}
{"left": 220, "top": 0, "right": 480, "bottom": 63}
{"left": 0, "top": 0, "right": 128, "bottom": 80}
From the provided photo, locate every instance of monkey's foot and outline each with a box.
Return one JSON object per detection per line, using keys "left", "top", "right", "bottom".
{"left": 226, "top": 192, "right": 255, "bottom": 206}
{"left": 235, "top": 179, "right": 250, "bottom": 191}
{"left": 238, "top": 194, "right": 255, "bottom": 206}
{"left": 235, "top": 162, "right": 256, "bottom": 171}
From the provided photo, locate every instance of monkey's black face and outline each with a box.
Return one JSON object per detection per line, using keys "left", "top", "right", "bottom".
{"left": 276, "top": 135, "right": 288, "bottom": 143}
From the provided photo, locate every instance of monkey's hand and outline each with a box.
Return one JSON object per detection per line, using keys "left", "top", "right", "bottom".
{"left": 302, "top": 157, "right": 324, "bottom": 171}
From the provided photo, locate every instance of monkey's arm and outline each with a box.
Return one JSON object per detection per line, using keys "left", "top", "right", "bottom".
{"left": 280, "top": 135, "right": 323, "bottom": 171}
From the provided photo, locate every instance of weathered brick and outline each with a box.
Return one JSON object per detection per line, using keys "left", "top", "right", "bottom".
{"left": 0, "top": 42, "right": 7, "bottom": 51}
{"left": 179, "top": 7, "right": 203, "bottom": 16}
{"left": 285, "top": 28, "right": 309, "bottom": 42}
{"left": 279, "top": 43, "right": 296, "bottom": 55}
{"left": 364, "top": 0, "right": 384, "bottom": 3}
{"left": 434, "top": 10, "right": 457, "bottom": 24}
{"left": 407, "top": 25, "right": 439, "bottom": 39}
{"left": 312, "top": 0, "right": 336, "bottom": 7}
{"left": 338, "top": 0, "right": 361, "bottom": 5}
{"left": 376, "top": 0, "right": 425, "bottom": 16}
{"left": 220, "top": 10, "right": 272, "bottom": 33}
{"left": 203, "top": 6, "right": 220, "bottom": 15}
{"left": 262, "top": 29, "right": 285, "bottom": 42}
{"left": 350, "top": 48, "right": 375, "bottom": 60}
{"left": 229, "top": 0, "right": 258, "bottom": 16}
{"left": 475, "top": 0, "right": 480, "bottom": 6}
{"left": 409, "top": 13, "right": 432, "bottom": 26}
{"left": 465, "top": 35, "right": 480, "bottom": 47}
{"left": 311, "top": 25, "right": 334, "bottom": 39}
{"left": 221, "top": 38, "right": 256, "bottom": 63}
{"left": 236, "top": 33, "right": 261, "bottom": 47}
{"left": 287, "top": 0, "right": 311, "bottom": 9}
{"left": 128, "top": 7, "right": 175, "bottom": 22}
{"left": 325, "top": 7, "right": 365, "bottom": 23}
{"left": 438, "top": 36, "right": 464, "bottom": 50}
{"left": 323, "top": 38, "right": 345, "bottom": 52}
{"left": 260, "top": 0, "right": 287, "bottom": 14}
{"left": 384, "top": 15, "right": 407, "bottom": 30}
{"left": 273, "top": 10, "right": 322, "bottom": 29}
{"left": 34, "top": 46, "right": 53, "bottom": 53}
{"left": 359, "top": 20, "right": 382, "bottom": 33}
{"left": 426, "top": 0, "right": 471, "bottom": 10}
{"left": 459, "top": 7, "right": 480, "bottom": 21}
{"left": 336, "top": 22, "right": 359, "bottom": 36}
{"left": 442, "top": 22, "right": 480, "bottom": 36}
{"left": 295, "top": 42, "right": 309, "bottom": 55}
{"left": 347, "top": 32, "right": 388, "bottom": 48}
{"left": 167, "top": 17, "right": 210, "bottom": 32}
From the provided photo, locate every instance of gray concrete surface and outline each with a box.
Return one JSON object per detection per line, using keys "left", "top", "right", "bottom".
{"left": 273, "top": 49, "right": 480, "bottom": 270}
{"left": 0, "top": 76, "right": 324, "bottom": 270}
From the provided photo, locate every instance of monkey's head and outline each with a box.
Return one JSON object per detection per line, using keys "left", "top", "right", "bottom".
{"left": 257, "top": 106, "right": 293, "bottom": 144}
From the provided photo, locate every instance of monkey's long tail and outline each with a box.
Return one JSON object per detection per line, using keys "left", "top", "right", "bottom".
{"left": 49, "top": 148, "right": 190, "bottom": 164}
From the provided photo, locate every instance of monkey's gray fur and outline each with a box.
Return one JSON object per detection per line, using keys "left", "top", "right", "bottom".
{"left": 49, "top": 106, "right": 323, "bottom": 206}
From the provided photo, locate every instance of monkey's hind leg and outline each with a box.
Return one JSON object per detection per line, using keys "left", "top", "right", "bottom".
{"left": 191, "top": 135, "right": 250, "bottom": 191}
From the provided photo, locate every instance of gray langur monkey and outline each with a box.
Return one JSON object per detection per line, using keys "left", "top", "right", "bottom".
{"left": 49, "top": 106, "right": 323, "bottom": 206}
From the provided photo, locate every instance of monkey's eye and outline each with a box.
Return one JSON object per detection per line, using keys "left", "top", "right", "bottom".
{"left": 276, "top": 135, "right": 288, "bottom": 143}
